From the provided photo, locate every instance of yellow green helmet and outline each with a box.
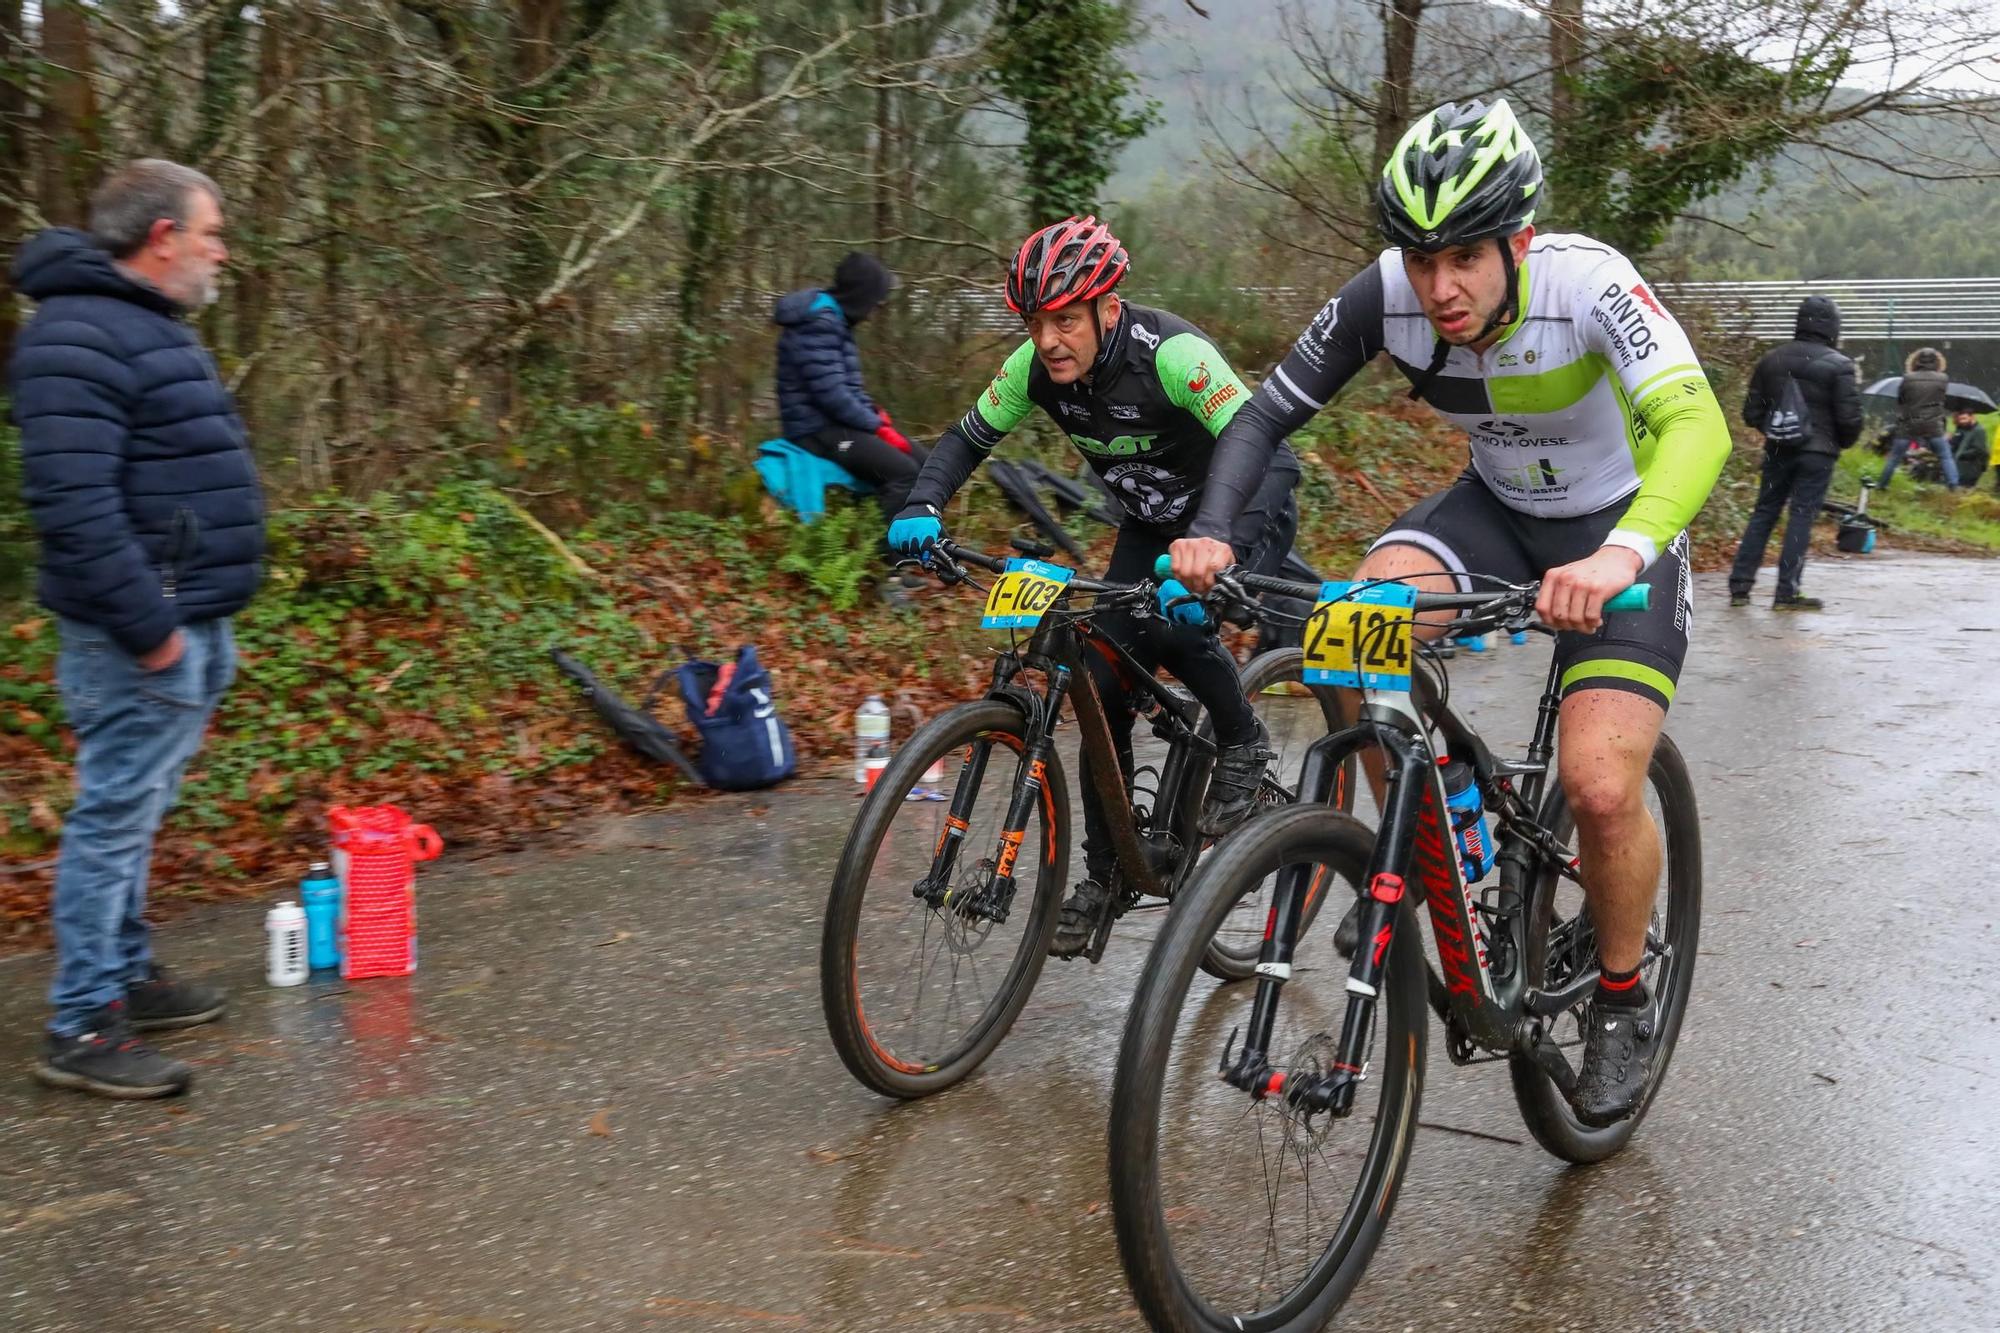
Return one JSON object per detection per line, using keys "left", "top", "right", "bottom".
{"left": 1377, "top": 99, "right": 1541, "bottom": 251}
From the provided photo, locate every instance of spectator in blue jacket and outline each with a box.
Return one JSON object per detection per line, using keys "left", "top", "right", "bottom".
{"left": 772, "top": 252, "right": 929, "bottom": 520}
{"left": 8, "top": 159, "right": 264, "bottom": 1099}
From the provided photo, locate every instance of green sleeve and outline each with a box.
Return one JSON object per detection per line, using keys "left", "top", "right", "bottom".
{"left": 1155, "top": 332, "right": 1251, "bottom": 438}
{"left": 1608, "top": 375, "right": 1734, "bottom": 562}
{"left": 964, "top": 340, "right": 1038, "bottom": 445}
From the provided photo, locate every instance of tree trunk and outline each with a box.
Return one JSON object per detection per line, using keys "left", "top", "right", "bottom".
{"left": 0, "top": 0, "right": 28, "bottom": 368}
{"left": 1548, "top": 0, "right": 1585, "bottom": 157}
{"left": 318, "top": 72, "right": 352, "bottom": 485}
{"left": 1373, "top": 0, "right": 1425, "bottom": 169}
{"left": 37, "top": 0, "right": 102, "bottom": 229}
{"left": 871, "top": 0, "right": 898, "bottom": 403}
{"left": 192, "top": 2, "right": 252, "bottom": 163}
{"left": 234, "top": 6, "right": 291, "bottom": 416}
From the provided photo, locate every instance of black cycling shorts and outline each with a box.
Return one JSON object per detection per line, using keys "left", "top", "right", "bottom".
{"left": 1371, "top": 473, "right": 1692, "bottom": 711}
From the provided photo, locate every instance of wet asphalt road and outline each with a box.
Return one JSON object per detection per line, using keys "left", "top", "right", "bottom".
{"left": 2, "top": 552, "right": 1997, "bottom": 1332}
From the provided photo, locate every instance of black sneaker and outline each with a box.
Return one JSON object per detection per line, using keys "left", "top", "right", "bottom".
{"left": 34, "top": 1003, "right": 193, "bottom": 1099}
{"left": 1569, "top": 992, "right": 1660, "bottom": 1127}
{"left": 1773, "top": 595, "right": 1824, "bottom": 612}
{"left": 1199, "top": 720, "right": 1274, "bottom": 838}
{"left": 126, "top": 963, "right": 227, "bottom": 1032}
{"left": 1728, "top": 592, "right": 1750, "bottom": 608}
{"left": 1050, "top": 878, "right": 1111, "bottom": 958}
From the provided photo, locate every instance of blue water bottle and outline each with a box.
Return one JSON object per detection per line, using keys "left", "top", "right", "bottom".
{"left": 1437, "top": 758, "right": 1496, "bottom": 883}
{"left": 300, "top": 860, "right": 342, "bottom": 970}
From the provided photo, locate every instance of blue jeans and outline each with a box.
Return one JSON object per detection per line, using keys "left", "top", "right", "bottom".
{"left": 48, "top": 616, "right": 236, "bottom": 1036}
{"left": 1730, "top": 447, "right": 1838, "bottom": 601}
{"left": 1879, "top": 433, "right": 1959, "bottom": 488}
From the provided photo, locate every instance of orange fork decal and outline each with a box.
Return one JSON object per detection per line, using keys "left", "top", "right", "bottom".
{"left": 994, "top": 828, "right": 1027, "bottom": 879}
{"left": 934, "top": 814, "right": 970, "bottom": 859}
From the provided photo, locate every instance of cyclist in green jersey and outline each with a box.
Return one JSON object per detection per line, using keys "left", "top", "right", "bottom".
{"left": 889, "top": 217, "right": 1301, "bottom": 958}
{"left": 1172, "top": 100, "right": 1732, "bottom": 1125}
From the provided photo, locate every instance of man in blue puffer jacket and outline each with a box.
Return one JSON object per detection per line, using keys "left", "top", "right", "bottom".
{"left": 772, "top": 251, "right": 929, "bottom": 520}
{"left": 8, "top": 159, "right": 265, "bottom": 1099}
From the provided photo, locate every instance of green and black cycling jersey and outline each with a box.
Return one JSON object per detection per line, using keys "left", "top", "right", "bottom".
{"left": 906, "top": 303, "right": 1297, "bottom": 531}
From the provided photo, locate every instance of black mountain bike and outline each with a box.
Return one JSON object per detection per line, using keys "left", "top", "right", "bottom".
{"left": 819, "top": 540, "right": 1353, "bottom": 1099}
{"left": 1109, "top": 566, "right": 1702, "bottom": 1332}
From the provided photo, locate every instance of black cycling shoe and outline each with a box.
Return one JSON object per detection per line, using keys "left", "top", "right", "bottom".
{"left": 1049, "top": 878, "right": 1111, "bottom": 958}
{"left": 1199, "top": 720, "right": 1274, "bottom": 838}
{"left": 126, "top": 963, "right": 227, "bottom": 1032}
{"left": 1728, "top": 592, "right": 1750, "bottom": 608}
{"left": 1569, "top": 991, "right": 1661, "bottom": 1127}
{"left": 34, "top": 1002, "right": 192, "bottom": 1100}
{"left": 1773, "top": 595, "right": 1824, "bottom": 612}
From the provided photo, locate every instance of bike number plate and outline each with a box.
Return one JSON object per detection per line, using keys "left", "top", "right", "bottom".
{"left": 981, "top": 558, "right": 1074, "bottom": 629}
{"left": 1302, "top": 582, "right": 1418, "bottom": 691}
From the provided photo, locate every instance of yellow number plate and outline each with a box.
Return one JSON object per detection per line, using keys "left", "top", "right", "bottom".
{"left": 1302, "top": 581, "right": 1418, "bottom": 690}
{"left": 981, "top": 558, "right": 1073, "bottom": 629}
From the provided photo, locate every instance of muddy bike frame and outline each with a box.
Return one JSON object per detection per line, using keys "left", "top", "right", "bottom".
{"left": 1207, "top": 576, "right": 1658, "bottom": 1113}
{"left": 918, "top": 541, "right": 1219, "bottom": 960}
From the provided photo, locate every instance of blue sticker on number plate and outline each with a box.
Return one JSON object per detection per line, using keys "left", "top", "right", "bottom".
{"left": 980, "top": 558, "right": 1074, "bottom": 629}
{"left": 1302, "top": 581, "right": 1419, "bottom": 690}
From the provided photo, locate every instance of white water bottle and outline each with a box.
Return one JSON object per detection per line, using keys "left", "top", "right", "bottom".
{"left": 265, "top": 901, "right": 308, "bottom": 987}
{"left": 854, "top": 694, "right": 891, "bottom": 784}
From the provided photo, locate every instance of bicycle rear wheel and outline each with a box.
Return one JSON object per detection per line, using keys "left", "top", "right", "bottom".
{"left": 1508, "top": 732, "right": 1702, "bottom": 1161}
{"left": 1195, "top": 648, "right": 1353, "bottom": 982}
{"left": 819, "top": 699, "right": 1068, "bottom": 1098}
{"left": 1111, "top": 805, "right": 1425, "bottom": 1331}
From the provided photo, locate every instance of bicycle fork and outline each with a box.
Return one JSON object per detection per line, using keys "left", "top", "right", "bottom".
{"left": 1221, "top": 726, "right": 1434, "bottom": 1117}
{"left": 920, "top": 669, "right": 1071, "bottom": 925}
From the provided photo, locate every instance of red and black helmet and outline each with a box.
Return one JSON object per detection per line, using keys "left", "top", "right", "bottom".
{"left": 1004, "top": 215, "right": 1129, "bottom": 317}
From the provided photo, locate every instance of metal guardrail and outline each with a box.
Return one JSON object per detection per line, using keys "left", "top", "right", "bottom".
{"left": 1656, "top": 278, "right": 2000, "bottom": 341}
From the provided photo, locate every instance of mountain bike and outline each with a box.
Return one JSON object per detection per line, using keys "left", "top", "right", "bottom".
{"left": 819, "top": 539, "right": 1353, "bottom": 1099}
{"left": 1108, "top": 565, "right": 1701, "bottom": 1331}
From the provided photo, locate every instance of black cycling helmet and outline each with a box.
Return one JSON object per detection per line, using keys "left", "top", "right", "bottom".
{"left": 1376, "top": 98, "right": 1542, "bottom": 252}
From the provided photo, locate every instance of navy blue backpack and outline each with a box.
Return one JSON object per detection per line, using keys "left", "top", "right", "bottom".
{"left": 676, "top": 645, "right": 797, "bottom": 790}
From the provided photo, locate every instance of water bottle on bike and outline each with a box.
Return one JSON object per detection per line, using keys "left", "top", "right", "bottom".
{"left": 1438, "top": 755, "right": 1495, "bottom": 884}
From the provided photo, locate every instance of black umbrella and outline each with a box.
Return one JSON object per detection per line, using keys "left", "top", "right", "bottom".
{"left": 549, "top": 647, "right": 703, "bottom": 785}
{"left": 1860, "top": 377, "right": 1996, "bottom": 413}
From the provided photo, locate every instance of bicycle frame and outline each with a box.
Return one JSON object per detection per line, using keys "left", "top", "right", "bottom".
{"left": 1221, "top": 648, "right": 1592, "bottom": 1112}
{"left": 920, "top": 587, "right": 1216, "bottom": 930}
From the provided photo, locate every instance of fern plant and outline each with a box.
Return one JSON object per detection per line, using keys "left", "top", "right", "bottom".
{"left": 776, "top": 501, "right": 880, "bottom": 612}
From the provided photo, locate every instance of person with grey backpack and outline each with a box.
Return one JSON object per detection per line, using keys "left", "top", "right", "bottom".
{"left": 1728, "top": 296, "right": 1862, "bottom": 611}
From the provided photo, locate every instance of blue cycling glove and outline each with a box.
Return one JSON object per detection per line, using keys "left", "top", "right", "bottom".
{"left": 1157, "top": 578, "right": 1209, "bottom": 626}
{"left": 887, "top": 505, "right": 942, "bottom": 556}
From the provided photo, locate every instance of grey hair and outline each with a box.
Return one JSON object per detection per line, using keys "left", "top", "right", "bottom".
{"left": 88, "top": 159, "right": 223, "bottom": 258}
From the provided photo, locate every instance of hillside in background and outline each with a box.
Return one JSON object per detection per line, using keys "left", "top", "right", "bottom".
{"left": 1113, "top": 0, "right": 2000, "bottom": 279}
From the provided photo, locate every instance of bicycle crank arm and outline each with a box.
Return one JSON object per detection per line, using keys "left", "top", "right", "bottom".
{"left": 1521, "top": 1022, "right": 1578, "bottom": 1096}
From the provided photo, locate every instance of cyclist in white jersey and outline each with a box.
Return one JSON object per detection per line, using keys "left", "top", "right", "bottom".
{"left": 1171, "top": 99, "right": 1731, "bottom": 1126}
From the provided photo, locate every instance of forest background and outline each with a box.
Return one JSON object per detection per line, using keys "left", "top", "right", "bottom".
{"left": 2, "top": 0, "right": 1997, "bottom": 945}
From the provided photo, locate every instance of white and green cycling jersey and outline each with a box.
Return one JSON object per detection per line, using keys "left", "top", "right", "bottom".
{"left": 1192, "top": 232, "right": 1731, "bottom": 569}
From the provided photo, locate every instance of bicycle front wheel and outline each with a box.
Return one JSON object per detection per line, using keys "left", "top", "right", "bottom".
{"left": 1111, "top": 805, "right": 1425, "bottom": 1331}
{"left": 819, "top": 699, "right": 1068, "bottom": 1099}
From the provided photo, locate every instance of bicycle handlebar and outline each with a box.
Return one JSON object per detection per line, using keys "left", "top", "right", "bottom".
{"left": 930, "top": 539, "right": 1143, "bottom": 598}
{"left": 1147, "top": 555, "right": 1651, "bottom": 617}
